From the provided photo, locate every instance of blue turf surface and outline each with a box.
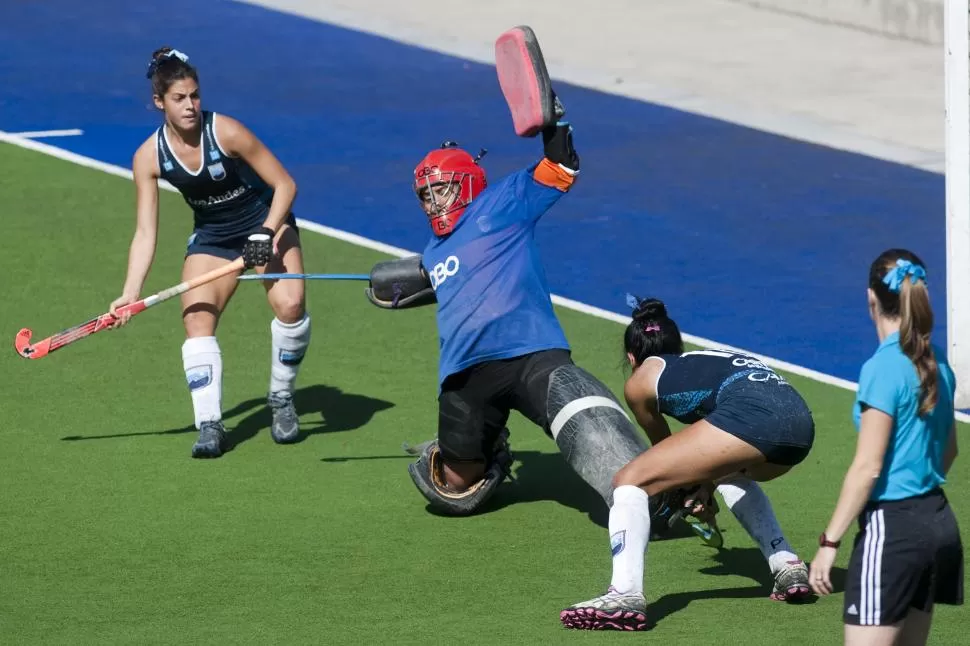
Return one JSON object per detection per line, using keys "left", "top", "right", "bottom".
{"left": 0, "top": 0, "right": 948, "bottom": 384}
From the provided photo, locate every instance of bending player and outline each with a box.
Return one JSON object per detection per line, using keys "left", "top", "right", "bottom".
{"left": 108, "top": 47, "right": 312, "bottom": 457}
{"left": 364, "top": 93, "right": 663, "bottom": 550}
{"left": 560, "top": 296, "right": 817, "bottom": 630}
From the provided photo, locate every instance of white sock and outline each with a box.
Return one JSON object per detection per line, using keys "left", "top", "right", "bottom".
{"left": 716, "top": 476, "right": 798, "bottom": 573}
{"left": 182, "top": 336, "right": 223, "bottom": 429}
{"left": 269, "top": 314, "right": 311, "bottom": 395}
{"left": 608, "top": 485, "right": 651, "bottom": 595}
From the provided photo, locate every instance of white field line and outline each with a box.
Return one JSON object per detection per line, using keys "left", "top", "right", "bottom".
{"left": 9, "top": 128, "right": 84, "bottom": 138}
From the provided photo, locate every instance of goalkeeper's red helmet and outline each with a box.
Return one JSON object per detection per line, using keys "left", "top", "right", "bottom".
{"left": 413, "top": 142, "right": 487, "bottom": 237}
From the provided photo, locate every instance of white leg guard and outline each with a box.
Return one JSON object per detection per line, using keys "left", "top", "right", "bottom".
{"left": 608, "top": 485, "right": 651, "bottom": 595}
{"left": 269, "top": 313, "right": 311, "bottom": 395}
{"left": 182, "top": 336, "right": 223, "bottom": 429}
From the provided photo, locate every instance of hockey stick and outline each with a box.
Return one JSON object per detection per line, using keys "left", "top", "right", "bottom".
{"left": 237, "top": 273, "right": 369, "bottom": 281}
{"left": 15, "top": 257, "right": 245, "bottom": 360}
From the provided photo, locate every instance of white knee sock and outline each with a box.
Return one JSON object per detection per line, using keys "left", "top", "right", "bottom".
{"left": 716, "top": 476, "right": 798, "bottom": 573}
{"left": 269, "top": 314, "right": 311, "bottom": 395}
{"left": 182, "top": 336, "right": 223, "bottom": 429}
{"left": 608, "top": 485, "right": 652, "bottom": 595}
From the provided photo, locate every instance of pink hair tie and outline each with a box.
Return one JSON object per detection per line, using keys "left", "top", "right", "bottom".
{"left": 643, "top": 324, "right": 660, "bottom": 332}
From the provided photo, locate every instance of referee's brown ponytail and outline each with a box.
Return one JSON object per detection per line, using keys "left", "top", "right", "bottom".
{"left": 869, "top": 249, "right": 938, "bottom": 416}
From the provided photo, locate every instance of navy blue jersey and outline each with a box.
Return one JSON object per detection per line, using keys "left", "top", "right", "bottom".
{"left": 653, "top": 350, "right": 791, "bottom": 424}
{"left": 423, "top": 160, "right": 574, "bottom": 386}
{"left": 156, "top": 111, "right": 272, "bottom": 240}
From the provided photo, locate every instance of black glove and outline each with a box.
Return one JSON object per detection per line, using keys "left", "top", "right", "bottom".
{"left": 542, "top": 121, "right": 579, "bottom": 172}
{"left": 242, "top": 227, "right": 275, "bottom": 268}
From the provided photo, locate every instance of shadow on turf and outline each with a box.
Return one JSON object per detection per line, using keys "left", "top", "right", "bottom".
{"left": 319, "top": 449, "right": 703, "bottom": 541}
{"left": 394, "top": 449, "right": 699, "bottom": 541}
{"left": 316, "top": 448, "right": 626, "bottom": 528}
{"left": 643, "top": 546, "right": 847, "bottom": 626}
{"left": 60, "top": 384, "right": 395, "bottom": 451}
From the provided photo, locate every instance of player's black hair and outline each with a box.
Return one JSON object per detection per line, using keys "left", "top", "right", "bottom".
{"left": 869, "top": 248, "right": 938, "bottom": 416}
{"left": 624, "top": 296, "right": 683, "bottom": 366}
{"left": 147, "top": 47, "right": 198, "bottom": 98}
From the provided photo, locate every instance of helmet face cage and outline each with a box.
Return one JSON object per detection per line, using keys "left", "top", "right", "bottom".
{"left": 415, "top": 170, "right": 475, "bottom": 236}
{"left": 413, "top": 144, "right": 486, "bottom": 236}
{"left": 415, "top": 171, "right": 471, "bottom": 217}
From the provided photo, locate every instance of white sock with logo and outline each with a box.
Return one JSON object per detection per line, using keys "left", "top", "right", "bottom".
{"left": 608, "top": 485, "right": 652, "bottom": 596}
{"left": 182, "top": 336, "right": 222, "bottom": 429}
{"left": 717, "top": 476, "right": 798, "bottom": 573}
{"left": 269, "top": 314, "right": 311, "bottom": 395}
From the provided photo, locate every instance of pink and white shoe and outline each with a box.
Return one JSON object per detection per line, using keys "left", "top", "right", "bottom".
{"left": 560, "top": 586, "right": 649, "bottom": 631}
{"left": 771, "top": 560, "right": 812, "bottom": 602}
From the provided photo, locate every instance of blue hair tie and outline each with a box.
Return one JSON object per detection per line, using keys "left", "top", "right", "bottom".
{"left": 146, "top": 49, "right": 190, "bottom": 79}
{"left": 625, "top": 293, "right": 640, "bottom": 310}
{"left": 882, "top": 258, "right": 926, "bottom": 293}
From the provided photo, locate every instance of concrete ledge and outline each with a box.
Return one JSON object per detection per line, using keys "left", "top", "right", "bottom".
{"left": 729, "top": 0, "right": 944, "bottom": 45}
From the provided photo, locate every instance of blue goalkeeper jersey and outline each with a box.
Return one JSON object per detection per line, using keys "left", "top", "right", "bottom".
{"left": 422, "top": 159, "right": 575, "bottom": 386}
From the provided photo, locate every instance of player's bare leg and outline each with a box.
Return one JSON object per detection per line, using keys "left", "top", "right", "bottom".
{"left": 563, "top": 420, "right": 769, "bottom": 630}
{"left": 886, "top": 609, "right": 932, "bottom": 646}
{"left": 181, "top": 254, "right": 242, "bottom": 458}
{"left": 844, "top": 622, "right": 904, "bottom": 646}
{"left": 260, "top": 224, "right": 310, "bottom": 444}
{"left": 560, "top": 480, "right": 651, "bottom": 631}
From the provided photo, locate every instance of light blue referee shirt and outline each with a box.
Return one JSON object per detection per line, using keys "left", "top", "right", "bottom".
{"left": 853, "top": 332, "right": 956, "bottom": 501}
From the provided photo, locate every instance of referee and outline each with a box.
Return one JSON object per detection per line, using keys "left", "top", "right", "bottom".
{"left": 809, "top": 249, "right": 963, "bottom": 645}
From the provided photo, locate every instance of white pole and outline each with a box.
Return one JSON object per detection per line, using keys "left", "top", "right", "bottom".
{"left": 945, "top": 0, "right": 970, "bottom": 409}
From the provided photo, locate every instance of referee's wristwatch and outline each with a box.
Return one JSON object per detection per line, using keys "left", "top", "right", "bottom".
{"left": 818, "top": 533, "right": 841, "bottom": 548}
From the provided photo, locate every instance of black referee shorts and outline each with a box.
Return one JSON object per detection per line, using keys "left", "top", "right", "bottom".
{"left": 843, "top": 489, "right": 963, "bottom": 626}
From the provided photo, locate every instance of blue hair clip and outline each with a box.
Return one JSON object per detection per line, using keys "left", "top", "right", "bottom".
{"left": 625, "top": 293, "right": 641, "bottom": 311}
{"left": 882, "top": 258, "right": 926, "bottom": 293}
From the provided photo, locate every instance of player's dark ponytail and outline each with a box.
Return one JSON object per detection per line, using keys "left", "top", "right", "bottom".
{"left": 869, "top": 249, "right": 938, "bottom": 416}
{"left": 147, "top": 47, "right": 198, "bottom": 98}
{"left": 624, "top": 295, "right": 683, "bottom": 366}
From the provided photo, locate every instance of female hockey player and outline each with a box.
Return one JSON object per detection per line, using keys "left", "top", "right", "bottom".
{"left": 108, "top": 47, "right": 312, "bottom": 458}
{"left": 560, "top": 296, "right": 817, "bottom": 630}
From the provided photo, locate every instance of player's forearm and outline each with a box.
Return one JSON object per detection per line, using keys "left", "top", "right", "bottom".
{"left": 944, "top": 427, "right": 958, "bottom": 475}
{"left": 121, "top": 230, "right": 157, "bottom": 297}
{"left": 643, "top": 423, "right": 672, "bottom": 447}
{"left": 634, "top": 410, "right": 672, "bottom": 446}
{"left": 262, "top": 178, "right": 297, "bottom": 232}
{"left": 823, "top": 463, "right": 880, "bottom": 542}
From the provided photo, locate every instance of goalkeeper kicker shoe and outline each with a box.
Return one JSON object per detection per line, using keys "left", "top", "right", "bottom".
{"left": 191, "top": 421, "right": 227, "bottom": 459}
{"left": 771, "top": 560, "right": 812, "bottom": 602}
{"left": 268, "top": 391, "right": 300, "bottom": 444}
{"left": 560, "top": 587, "right": 649, "bottom": 631}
